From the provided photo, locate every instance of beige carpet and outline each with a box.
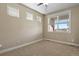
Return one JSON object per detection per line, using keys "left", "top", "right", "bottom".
{"left": 0, "top": 40, "right": 79, "bottom": 56}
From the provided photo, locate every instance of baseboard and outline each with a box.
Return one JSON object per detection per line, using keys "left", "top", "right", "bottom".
{"left": 46, "top": 39, "right": 79, "bottom": 47}
{"left": 0, "top": 39, "right": 43, "bottom": 54}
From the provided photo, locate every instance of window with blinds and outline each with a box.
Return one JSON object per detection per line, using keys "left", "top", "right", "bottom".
{"left": 7, "top": 6, "right": 19, "bottom": 17}
{"left": 26, "top": 12, "right": 33, "bottom": 21}
{"left": 54, "top": 15, "right": 69, "bottom": 31}
{"left": 48, "top": 13, "right": 70, "bottom": 32}
{"left": 36, "top": 16, "right": 42, "bottom": 23}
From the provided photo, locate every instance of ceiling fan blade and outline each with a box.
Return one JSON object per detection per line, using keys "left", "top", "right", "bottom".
{"left": 37, "top": 3, "right": 43, "bottom": 6}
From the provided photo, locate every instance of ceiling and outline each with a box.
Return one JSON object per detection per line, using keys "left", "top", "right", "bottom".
{"left": 23, "top": 3, "right": 79, "bottom": 14}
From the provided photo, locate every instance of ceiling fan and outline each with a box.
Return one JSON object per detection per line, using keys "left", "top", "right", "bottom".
{"left": 37, "top": 3, "right": 48, "bottom": 8}
{"left": 37, "top": 3, "right": 43, "bottom": 6}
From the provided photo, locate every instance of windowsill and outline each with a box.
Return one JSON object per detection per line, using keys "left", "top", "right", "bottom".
{"left": 48, "top": 30, "right": 71, "bottom": 33}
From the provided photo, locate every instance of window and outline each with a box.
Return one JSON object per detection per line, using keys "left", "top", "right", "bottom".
{"left": 7, "top": 6, "right": 19, "bottom": 17}
{"left": 36, "top": 16, "right": 41, "bottom": 23}
{"left": 54, "top": 15, "right": 69, "bottom": 31}
{"left": 48, "top": 13, "right": 70, "bottom": 32}
{"left": 26, "top": 12, "right": 33, "bottom": 21}
{"left": 55, "top": 20, "right": 69, "bottom": 30}
{"left": 48, "top": 17, "right": 56, "bottom": 32}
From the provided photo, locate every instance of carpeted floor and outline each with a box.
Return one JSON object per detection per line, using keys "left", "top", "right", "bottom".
{"left": 0, "top": 40, "right": 79, "bottom": 56}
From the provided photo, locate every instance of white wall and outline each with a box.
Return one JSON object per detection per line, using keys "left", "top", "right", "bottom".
{"left": 0, "top": 3, "right": 43, "bottom": 50}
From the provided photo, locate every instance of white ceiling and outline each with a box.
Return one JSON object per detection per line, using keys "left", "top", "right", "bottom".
{"left": 23, "top": 3, "right": 79, "bottom": 14}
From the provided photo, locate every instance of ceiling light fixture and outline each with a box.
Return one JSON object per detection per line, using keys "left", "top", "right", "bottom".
{"left": 37, "top": 3, "right": 48, "bottom": 10}
{"left": 43, "top": 3, "right": 48, "bottom": 6}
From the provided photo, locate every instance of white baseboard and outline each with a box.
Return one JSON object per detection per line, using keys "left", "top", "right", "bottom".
{"left": 46, "top": 39, "right": 79, "bottom": 47}
{"left": 0, "top": 39, "right": 43, "bottom": 54}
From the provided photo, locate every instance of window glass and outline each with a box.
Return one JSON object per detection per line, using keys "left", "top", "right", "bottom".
{"left": 7, "top": 6, "right": 19, "bottom": 17}
{"left": 36, "top": 16, "right": 41, "bottom": 23}
{"left": 48, "top": 14, "right": 70, "bottom": 32}
{"left": 55, "top": 19, "right": 69, "bottom": 30}
{"left": 26, "top": 12, "right": 33, "bottom": 20}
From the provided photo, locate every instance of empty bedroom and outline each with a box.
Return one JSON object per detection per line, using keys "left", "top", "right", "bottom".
{"left": 0, "top": 3, "right": 79, "bottom": 56}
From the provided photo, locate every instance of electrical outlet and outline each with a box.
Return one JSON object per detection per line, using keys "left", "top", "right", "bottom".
{"left": 0, "top": 44, "right": 2, "bottom": 47}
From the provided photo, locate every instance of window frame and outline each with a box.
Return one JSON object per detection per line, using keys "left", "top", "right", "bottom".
{"left": 47, "top": 10, "right": 71, "bottom": 33}
{"left": 26, "top": 12, "right": 33, "bottom": 21}
{"left": 36, "top": 16, "right": 42, "bottom": 23}
{"left": 7, "top": 6, "right": 19, "bottom": 18}
{"left": 54, "top": 17, "right": 69, "bottom": 31}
